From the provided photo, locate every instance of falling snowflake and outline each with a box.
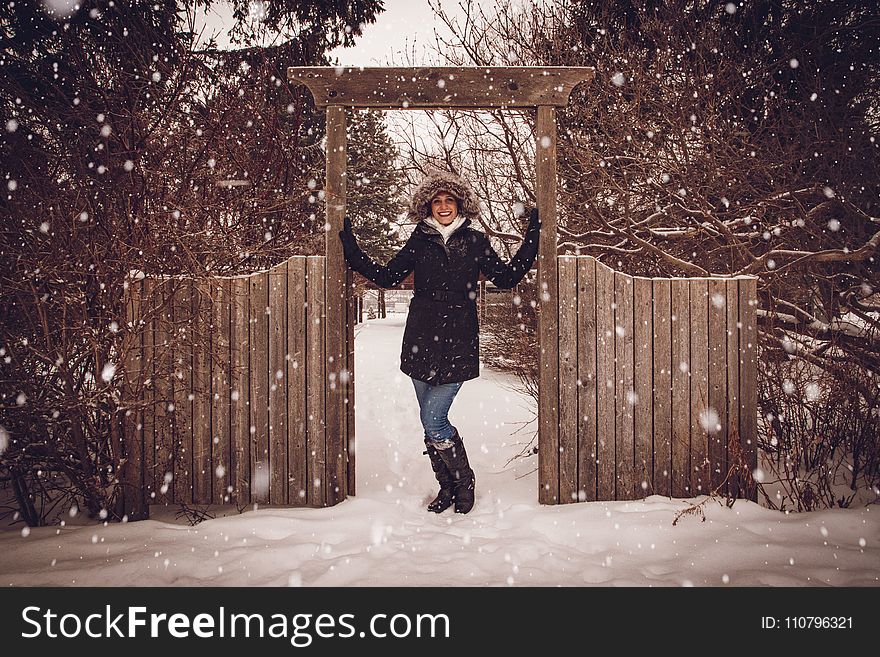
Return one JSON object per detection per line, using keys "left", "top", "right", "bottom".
{"left": 252, "top": 464, "right": 270, "bottom": 496}
{"left": 100, "top": 362, "right": 116, "bottom": 382}
{"left": 41, "top": 0, "right": 78, "bottom": 19}
{"left": 699, "top": 408, "right": 721, "bottom": 434}
{"left": 611, "top": 72, "right": 625, "bottom": 87}
{"left": 0, "top": 425, "right": 8, "bottom": 455}
{"left": 805, "top": 382, "right": 821, "bottom": 402}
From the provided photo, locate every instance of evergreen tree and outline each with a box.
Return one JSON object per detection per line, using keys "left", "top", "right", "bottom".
{"left": 345, "top": 109, "right": 407, "bottom": 263}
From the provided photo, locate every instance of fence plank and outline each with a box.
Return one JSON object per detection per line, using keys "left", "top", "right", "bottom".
{"left": 707, "top": 279, "right": 728, "bottom": 493}
{"left": 211, "top": 279, "right": 231, "bottom": 503}
{"left": 536, "top": 105, "right": 560, "bottom": 504}
{"left": 249, "top": 271, "right": 270, "bottom": 504}
{"left": 738, "top": 278, "right": 758, "bottom": 501}
{"left": 192, "top": 281, "right": 212, "bottom": 504}
{"left": 670, "top": 279, "right": 690, "bottom": 497}
{"left": 614, "top": 272, "right": 634, "bottom": 500}
{"left": 325, "top": 105, "right": 348, "bottom": 506}
{"left": 230, "top": 276, "right": 250, "bottom": 504}
{"left": 725, "top": 280, "right": 740, "bottom": 497}
{"left": 141, "top": 278, "right": 157, "bottom": 505}
{"left": 595, "top": 260, "right": 616, "bottom": 500}
{"left": 288, "top": 258, "right": 308, "bottom": 504}
{"left": 633, "top": 277, "right": 653, "bottom": 498}
{"left": 122, "top": 278, "right": 147, "bottom": 519}
{"left": 269, "top": 263, "right": 288, "bottom": 505}
{"left": 558, "top": 256, "right": 578, "bottom": 503}
{"left": 152, "top": 281, "right": 174, "bottom": 505}
{"left": 652, "top": 279, "right": 672, "bottom": 497}
{"left": 689, "top": 279, "right": 709, "bottom": 495}
{"left": 175, "top": 280, "right": 194, "bottom": 504}
{"left": 577, "top": 257, "right": 597, "bottom": 502}
{"left": 307, "top": 256, "right": 327, "bottom": 506}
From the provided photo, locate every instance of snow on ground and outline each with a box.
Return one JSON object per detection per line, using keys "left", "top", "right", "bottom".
{"left": 0, "top": 315, "right": 877, "bottom": 587}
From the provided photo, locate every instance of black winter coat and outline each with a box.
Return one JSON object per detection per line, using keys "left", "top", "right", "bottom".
{"left": 344, "top": 218, "right": 540, "bottom": 385}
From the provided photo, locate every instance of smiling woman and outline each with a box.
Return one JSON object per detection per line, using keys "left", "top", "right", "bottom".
{"left": 339, "top": 168, "right": 541, "bottom": 514}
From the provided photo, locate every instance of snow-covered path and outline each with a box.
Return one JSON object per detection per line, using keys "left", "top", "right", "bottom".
{"left": 1, "top": 316, "right": 877, "bottom": 587}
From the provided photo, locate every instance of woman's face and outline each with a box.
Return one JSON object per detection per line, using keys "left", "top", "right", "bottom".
{"left": 430, "top": 192, "right": 458, "bottom": 225}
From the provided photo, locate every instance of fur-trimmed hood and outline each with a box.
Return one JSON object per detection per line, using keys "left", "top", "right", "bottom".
{"left": 406, "top": 169, "right": 481, "bottom": 223}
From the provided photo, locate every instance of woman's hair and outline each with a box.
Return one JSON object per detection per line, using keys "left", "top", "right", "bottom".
{"left": 406, "top": 169, "right": 481, "bottom": 222}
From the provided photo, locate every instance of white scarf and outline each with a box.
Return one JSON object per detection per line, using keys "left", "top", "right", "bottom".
{"left": 424, "top": 215, "right": 466, "bottom": 243}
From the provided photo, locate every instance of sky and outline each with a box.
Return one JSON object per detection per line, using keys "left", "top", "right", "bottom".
{"left": 1, "top": 314, "right": 877, "bottom": 587}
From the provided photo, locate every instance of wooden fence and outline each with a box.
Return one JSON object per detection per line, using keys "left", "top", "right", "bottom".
{"left": 123, "top": 255, "right": 354, "bottom": 511}
{"left": 554, "top": 256, "right": 758, "bottom": 503}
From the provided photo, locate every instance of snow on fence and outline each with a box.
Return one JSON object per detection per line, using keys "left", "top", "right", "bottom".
{"left": 122, "top": 256, "right": 354, "bottom": 517}
{"left": 550, "top": 255, "right": 758, "bottom": 503}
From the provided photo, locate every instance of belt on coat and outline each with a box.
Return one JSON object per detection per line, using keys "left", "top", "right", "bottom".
{"left": 413, "top": 288, "right": 475, "bottom": 306}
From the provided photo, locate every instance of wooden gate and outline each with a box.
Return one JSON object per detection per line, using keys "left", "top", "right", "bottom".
{"left": 122, "top": 256, "right": 355, "bottom": 516}
{"left": 549, "top": 257, "right": 758, "bottom": 503}
{"left": 120, "top": 66, "right": 758, "bottom": 517}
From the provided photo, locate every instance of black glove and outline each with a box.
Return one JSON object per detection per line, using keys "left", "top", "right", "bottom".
{"left": 527, "top": 207, "right": 541, "bottom": 232}
{"left": 338, "top": 216, "right": 359, "bottom": 260}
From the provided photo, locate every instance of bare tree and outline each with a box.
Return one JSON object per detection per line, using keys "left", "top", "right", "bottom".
{"left": 411, "top": 0, "right": 880, "bottom": 508}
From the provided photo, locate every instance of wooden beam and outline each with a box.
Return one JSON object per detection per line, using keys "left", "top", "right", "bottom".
{"left": 288, "top": 66, "right": 594, "bottom": 109}
{"left": 536, "top": 105, "right": 559, "bottom": 504}
{"left": 325, "top": 105, "right": 348, "bottom": 505}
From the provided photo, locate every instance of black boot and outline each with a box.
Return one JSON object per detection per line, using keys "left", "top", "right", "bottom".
{"left": 423, "top": 439, "right": 454, "bottom": 513}
{"left": 437, "top": 428, "right": 476, "bottom": 514}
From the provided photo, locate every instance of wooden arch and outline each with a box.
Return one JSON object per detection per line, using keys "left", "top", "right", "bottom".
{"left": 287, "top": 66, "right": 595, "bottom": 505}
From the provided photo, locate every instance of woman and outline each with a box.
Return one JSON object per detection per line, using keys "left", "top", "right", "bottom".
{"left": 338, "top": 169, "right": 540, "bottom": 514}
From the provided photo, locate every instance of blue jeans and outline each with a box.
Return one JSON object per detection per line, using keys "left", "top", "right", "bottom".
{"left": 411, "top": 377, "right": 464, "bottom": 448}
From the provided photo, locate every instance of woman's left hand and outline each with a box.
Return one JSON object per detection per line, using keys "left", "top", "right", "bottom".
{"left": 527, "top": 207, "right": 540, "bottom": 232}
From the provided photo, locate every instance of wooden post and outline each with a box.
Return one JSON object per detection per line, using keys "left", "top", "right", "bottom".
{"left": 325, "top": 105, "right": 348, "bottom": 506}
{"left": 536, "top": 105, "right": 559, "bottom": 504}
